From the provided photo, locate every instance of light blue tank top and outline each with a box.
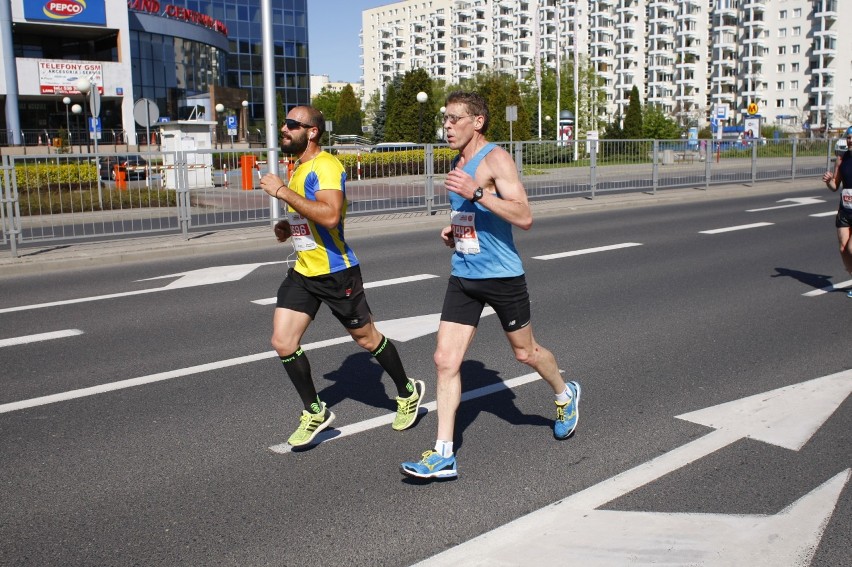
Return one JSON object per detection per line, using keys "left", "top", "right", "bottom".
{"left": 449, "top": 143, "right": 524, "bottom": 279}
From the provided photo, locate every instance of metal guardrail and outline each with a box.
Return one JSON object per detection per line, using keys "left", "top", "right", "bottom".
{"left": 0, "top": 138, "right": 835, "bottom": 257}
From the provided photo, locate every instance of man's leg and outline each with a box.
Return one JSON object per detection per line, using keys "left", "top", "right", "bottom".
{"left": 272, "top": 307, "right": 335, "bottom": 446}
{"left": 399, "top": 321, "right": 474, "bottom": 480}
{"left": 506, "top": 325, "right": 580, "bottom": 440}
{"left": 348, "top": 320, "right": 425, "bottom": 431}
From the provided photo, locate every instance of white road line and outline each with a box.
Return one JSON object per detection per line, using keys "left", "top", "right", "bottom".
{"left": 699, "top": 222, "right": 774, "bottom": 234}
{"left": 0, "top": 335, "right": 351, "bottom": 415}
{"left": 810, "top": 211, "right": 837, "bottom": 218}
{"left": 802, "top": 278, "right": 852, "bottom": 297}
{"left": 251, "top": 274, "right": 440, "bottom": 305}
{"left": 268, "top": 371, "right": 543, "bottom": 453}
{"left": 0, "top": 329, "right": 83, "bottom": 348}
{"left": 532, "top": 242, "right": 642, "bottom": 261}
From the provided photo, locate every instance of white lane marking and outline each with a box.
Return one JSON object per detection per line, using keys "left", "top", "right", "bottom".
{"left": 268, "top": 371, "right": 543, "bottom": 453}
{"left": 0, "top": 309, "right": 490, "bottom": 415}
{"left": 802, "top": 278, "right": 852, "bottom": 297}
{"left": 745, "top": 197, "right": 825, "bottom": 212}
{"left": 810, "top": 211, "right": 837, "bottom": 218}
{"left": 251, "top": 274, "right": 440, "bottom": 305}
{"left": 0, "top": 329, "right": 83, "bottom": 348}
{"left": 413, "top": 370, "right": 852, "bottom": 566}
{"left": 532, "top": 242, "right": 642, "bottom": 261}
{"left": 699, "top": 222, "right": 774, "bottom": 234}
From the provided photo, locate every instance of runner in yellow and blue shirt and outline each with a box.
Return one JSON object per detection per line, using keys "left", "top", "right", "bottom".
{"left": 259, "top": 105, "right": 423, "bottom": 447}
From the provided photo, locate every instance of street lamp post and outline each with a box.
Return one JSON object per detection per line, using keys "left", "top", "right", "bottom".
{"left": 76, "top": 77, "right": 102, "bottom": 206}
{"left": 439, "top": 105, "right": 446, "bottom": 142}
{"left": 416, "top": 91, "right": 428, "bottom": 143}
{"left": 215, "top": 103, "right": 225, "bottom": 149}
{"left": 62, "top": 97, "right": 71, "bottom": 150}
{"left": 241, "top": 100, "right": 249, "bottom": 143}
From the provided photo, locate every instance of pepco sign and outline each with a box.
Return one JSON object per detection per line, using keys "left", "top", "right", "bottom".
{"left": 24, "top": 0, "right": 106, "bottom": 25}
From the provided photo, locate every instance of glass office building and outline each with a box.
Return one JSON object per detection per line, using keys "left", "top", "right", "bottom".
{"left": 174, "top": 0, "right": 310, "bottom": 125}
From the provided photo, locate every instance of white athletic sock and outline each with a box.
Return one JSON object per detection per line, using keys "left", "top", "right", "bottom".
{"left": 435, "top": 440, "right": 453, "bottom": 458}
{"left": 556, "top": 385, "right": 573, "bottom": 404}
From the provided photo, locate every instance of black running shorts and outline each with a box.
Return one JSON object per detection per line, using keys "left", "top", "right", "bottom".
{"left": 276, "top": 265, "right": 372, "bottom": 329}
{"left": 440, "top": 275, "right": 531, "bottom": 332}
{"left": 836, "top": 206, "right": 852, "bottom": 228}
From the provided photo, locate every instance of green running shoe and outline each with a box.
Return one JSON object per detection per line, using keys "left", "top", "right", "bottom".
{"left": 287, "top": 402, "right": 335, "bottom": 447}
{"left": 392, "top": 379, "right": 425, "bottom": 431}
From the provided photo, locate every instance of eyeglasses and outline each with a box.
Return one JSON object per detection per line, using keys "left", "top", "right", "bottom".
{"left": 284, "top": 118, "right": 314, "bottom": 130}
{"left": 443, "top": 113, "right": 472, "bottom": 124}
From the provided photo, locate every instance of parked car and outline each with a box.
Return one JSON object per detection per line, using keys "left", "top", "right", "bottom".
{"left": 98, "top": 155, "right": 148, "bottom": 181}
{"left": 835, "top": 137, "right": 848, "bottom": 157}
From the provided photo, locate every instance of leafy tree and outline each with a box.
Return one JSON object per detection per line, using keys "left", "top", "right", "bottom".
{"left": 623, "top": 85, "right": 643, "bottom": 138}
{"left": 335, "top": 84, "right": 362, "bottom": 136}
{"left": 642, "top": 104, "right": 681, "bottom": 140}
{"left": 385, "top": 69, "right": 435, "bottom": 142}
{"left": 381, "top": 76, "right": 403, "bottom": 142}
{"left": 602, "top": 114, "right": 624, "bottom": 140}
{"left": 311, "top": 87, "right": 341, "bottom": 125}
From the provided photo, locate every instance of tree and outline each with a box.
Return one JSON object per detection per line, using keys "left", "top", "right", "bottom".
{"left": 334, "top": 84, "right": 362, "bottom": 137}
{"left": 623, "top": 85, "right": 643, "bottom": 139}
{"left": 642, "top": 105, "right": 681, "bottom": 140}
{"left": 384, "top": 69, "right": 434, "bottom": 142}
{"left": 311, "top": 87, "right": 341, "bottom": 125}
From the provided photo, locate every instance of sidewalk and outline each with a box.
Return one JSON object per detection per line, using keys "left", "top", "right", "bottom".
{"left": 0, "top": 178, "right": 823, "bottom": 278}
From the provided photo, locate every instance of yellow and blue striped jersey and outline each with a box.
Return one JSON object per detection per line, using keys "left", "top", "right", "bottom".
{"left": 286, "top": 152, "right": 358, "bottom": 277}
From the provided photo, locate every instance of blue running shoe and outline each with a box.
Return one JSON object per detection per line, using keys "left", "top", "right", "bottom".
{"left": 554, "top": 381, "right": 581, "bottom": 440}
{"left": 400, "top": 450, "right": 458, "bottom": 479}
{"left": 846, "top": 288, "right": 852, "bottom": 298}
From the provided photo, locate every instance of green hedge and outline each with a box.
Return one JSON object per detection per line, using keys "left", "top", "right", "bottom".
{"left": 18, "top": 188, "right": 178, "bottom": 215}
{"left": 14, "top": 162, "right": 98, "bottom": 192}
{"left": 337, "top": 147, "right": 458, "bottom": 178}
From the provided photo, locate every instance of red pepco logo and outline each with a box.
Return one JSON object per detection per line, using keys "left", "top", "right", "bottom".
{"left": 42, "top": 0, "right": 86, "bottom": 20}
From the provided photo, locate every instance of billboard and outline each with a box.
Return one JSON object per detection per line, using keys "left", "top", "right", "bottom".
{"left": 38, "top": 61, "right": 103, "bottom": 95}
{"left": 24, "top": 0, "right": 107, "bottom": 26}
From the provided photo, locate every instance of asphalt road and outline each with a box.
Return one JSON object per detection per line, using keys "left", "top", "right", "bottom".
{"left": 1, "top": 183, "right": 849, "bottom": 566}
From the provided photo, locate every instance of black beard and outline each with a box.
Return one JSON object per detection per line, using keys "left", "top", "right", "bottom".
{"left": 281, "top": 135, "right": 308, "bottom": 156}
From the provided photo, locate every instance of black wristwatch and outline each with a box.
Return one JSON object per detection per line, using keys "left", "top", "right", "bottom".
{"left": 471, "top": 187, "right": 484, "bottom": 203}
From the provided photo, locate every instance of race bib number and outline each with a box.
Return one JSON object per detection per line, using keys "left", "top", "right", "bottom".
{"left": 288, "top": 213, "right": 317, "bottom": 251}
{"left": 842, "top": 189, "right": 852, "bottom": 210}
{"left": 451, "top": 211, "right": 479, "bottom": 254}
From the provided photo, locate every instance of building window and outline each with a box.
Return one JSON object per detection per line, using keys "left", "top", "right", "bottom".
{"left": 777, "top": 64, "right": 785, "bottom": 73}
{"left": 793, "top": 27, "right": 801, "bottom": 36}
{"left": 777, "top": 82, "right": 785, "bottom": 90}
{"left": 779, "top": 28, "right": 786, "bottom": 37}
{"left": 792, "top": 63, "right": 800, "bottom": 72}
{"left": 791, "top": 81, "right": 799, "bottom": 90}
{"left": 792, "top": 44, "right": 800, "bottom": 54}
{"left": 791, "top": 99, "right": 798, "bottom": 108}
{"left": 777, "top": 99, "right": 784, "bottom": 108}
{"left": 779, "top": 10, "right": 787, "bottom": 19}
{"left": 778, "top": 46, "right": 786, "bottom": 55}
{"left": 793, "top": 8, "right": 801, "bottom": 18}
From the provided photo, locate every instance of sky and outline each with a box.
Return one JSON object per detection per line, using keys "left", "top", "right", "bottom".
{"left": 307, "top": 0, "right": 393, "bottom": 83}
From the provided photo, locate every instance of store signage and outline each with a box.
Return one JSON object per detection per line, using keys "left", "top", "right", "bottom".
{"left": 128, "top": 0, "right": 228, "bottom": 36}
{"left": 24, "top": 0, "right": 106, "bottom": 25}
{"left": 38, "top": 61, "right": 103, "bottom": 95}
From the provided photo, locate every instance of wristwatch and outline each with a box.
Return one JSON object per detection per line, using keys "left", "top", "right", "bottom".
{"left": 471, "top": 187, "right": 484, "bottom": 203}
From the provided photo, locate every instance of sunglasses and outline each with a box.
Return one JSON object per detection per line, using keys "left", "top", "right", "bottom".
{"left": 284, "top": 118, "right": 314, "bottom": 130}
{"left": 443, "top": 113, "right": 472, "bottom": 124}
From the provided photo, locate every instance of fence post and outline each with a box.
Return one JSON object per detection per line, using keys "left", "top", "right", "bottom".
{"left": 704, "top": 140, "right": 712, "bottom": 191}
{"left": 750, "top": 139, "right": 758, "bottom": 186}
{"left": 175, "top": 150, "right": 191, "bottom": 237}
{"left": 1, "top": 154, "right": 20, "bottom": 257}
{"left": 590, "top": 139, "right": 598, "bottom": 199}
{"left": 514, "top": 141, "right": 523, "bottom": 179}
{"left": 425, "top": 143, "right": 434, "bottom": 215}
{"left": 651, "top": 139, "right": 659, "bottom": 195}
{"left": 791, "top": 137, "right": 797, "bottom": 180}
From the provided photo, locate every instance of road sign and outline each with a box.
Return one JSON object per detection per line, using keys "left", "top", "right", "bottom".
{"left": 715, "top": 104, "right": 729, "bottom": 120}
{"left": 88, "top": 117, "right": 101, "bottom": 140}
{"left": 133, "top": 98, "right": 159, "bottom": 127}
{"left": 226, "top": 115, "right": 237, "bottom": 136}
{"left": 748, "top": 102, "right": 759, "bottom": 115}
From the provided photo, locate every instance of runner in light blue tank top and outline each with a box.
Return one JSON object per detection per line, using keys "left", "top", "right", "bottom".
{"left": 449, "top": 142, "right": 524, "bottom": 279}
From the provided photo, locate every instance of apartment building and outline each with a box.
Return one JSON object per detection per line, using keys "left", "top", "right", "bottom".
{"left": 361, "top": 0, "right": 851, "bottom": 132}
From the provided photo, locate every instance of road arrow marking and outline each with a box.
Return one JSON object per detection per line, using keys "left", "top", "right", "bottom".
{"left": 0, "top": 329, "right": 83, "bottom": 348}
{"left": 746, "top": 197, "right": 825, "bottom": 212}
{"left": 414, "top": 470, "right": 850, "bottom": 566}
{"left": 136, "top": 262, "right": 286, "bottom": 288}
{"left": 532, "top": 242, "right": 642, "bottom": 261}
{"left": 412, "top": 370, "right": 852, "bottom": 566}
{"left": 699, "top": 222, "right": 774, "bottom": 234}
{"left": 802, "top": 278, "right": 852, "bottom": 297}
{"left": 0, "top": 309, "right": 493, "bottom": 415}
{"left": 251, "top": 274, "right": 440, "bottom": 305}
